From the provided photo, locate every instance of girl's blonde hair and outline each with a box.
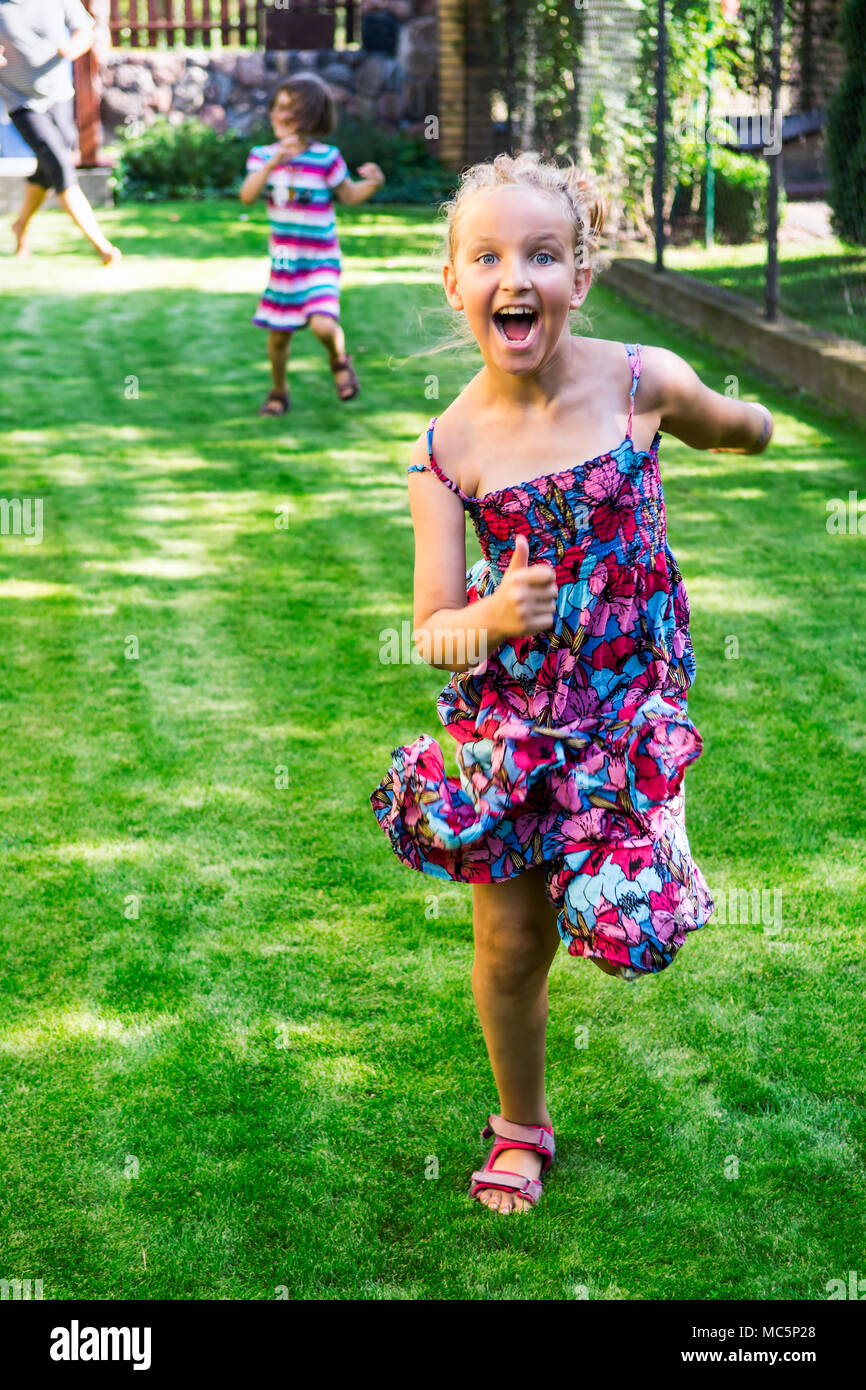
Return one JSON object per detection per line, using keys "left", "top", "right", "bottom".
{"left": 407, "top": 150, "right": 608, "bottom": 360}
{"left": 444, "top": 149, "right": 605, "bottom": 274}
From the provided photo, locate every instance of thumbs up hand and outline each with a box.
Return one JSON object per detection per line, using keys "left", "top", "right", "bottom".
{"left": 493, "top": 533, "right": 558, "bottom": 639}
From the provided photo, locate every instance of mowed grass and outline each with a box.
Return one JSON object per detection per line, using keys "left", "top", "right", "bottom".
{"left": 0, "top": 200, "right": 865, "bottom": 1301}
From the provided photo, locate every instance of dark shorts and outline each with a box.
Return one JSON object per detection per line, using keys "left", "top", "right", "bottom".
{"left": 9, "top": 100, "right": 78, "bottom": 194}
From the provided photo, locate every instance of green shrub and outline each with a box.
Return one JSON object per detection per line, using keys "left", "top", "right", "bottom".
{"left": 113, "top": 113, "right": 457, "bottom": 205}
{"left": 329, "top": 116, "right": 459, "bottom": 204}
{"left": 671, "top": 145, "right": 784, "bottom": 244}
{"left": 113, "top": 118, "right": 255, "bottom": 201}
{"left": 711, "top": 146, "right": 782, "bottom": 243}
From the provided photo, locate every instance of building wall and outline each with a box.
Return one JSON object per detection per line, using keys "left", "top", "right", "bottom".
{"left": 437, "top": 0, "right": 499, "bottom": 169}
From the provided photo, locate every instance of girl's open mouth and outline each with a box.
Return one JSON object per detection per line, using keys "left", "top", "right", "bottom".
{"left": 493, "top": 307, "right": 540, "bottom": 347}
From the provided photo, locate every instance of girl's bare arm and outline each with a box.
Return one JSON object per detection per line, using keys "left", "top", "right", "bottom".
{"left": 643, "top": 347, "right": 774, "bottom": 453}
{"left": 239, "top": 160, "right": 275, "bottom": 205}
{"left": 408, "top": 434, "right": 502, "bottom": 671}
{"left": 240, "top": 139, "right": 298, "bottom": 204}
{"left": 333, "top": 163, "right": 386, "bottom": 206}
{"left": 408, "top": 433, "right": 557, "bottom": 671}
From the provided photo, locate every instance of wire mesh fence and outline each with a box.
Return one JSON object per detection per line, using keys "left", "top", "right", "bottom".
{"left": 473, "top": 0, "right": 865, "bottom": 346}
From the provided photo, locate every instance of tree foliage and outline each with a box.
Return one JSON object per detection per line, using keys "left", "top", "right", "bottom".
{"left": 825, "top": 0, "right": 866, "bottom": 243}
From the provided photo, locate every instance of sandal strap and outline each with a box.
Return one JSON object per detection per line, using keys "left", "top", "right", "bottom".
{"left": 470, "top": 1168, "right": 543, "bottom": 1204}
{"left": 482, "top": 1114, "right": 555, "bottom": 1159}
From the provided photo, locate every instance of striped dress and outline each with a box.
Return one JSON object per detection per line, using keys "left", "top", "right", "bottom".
{"left": 246, "top": 140, "right": 349, "bottom": 332}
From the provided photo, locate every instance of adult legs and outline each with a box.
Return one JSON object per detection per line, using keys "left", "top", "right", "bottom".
{"left": 9, "top": 103, "right": 119, "bottom": 262}
{"left": 11, "top": 183, "right": 47, "bottom": 255}
{"left": 9, "top": 105, "right": 53, "bottom": 254}
{"left": 58, "top": 186, "right": 119, "bottom": 262}
{"left": 471, "top": 866, "right": 563, "bottom": 1213}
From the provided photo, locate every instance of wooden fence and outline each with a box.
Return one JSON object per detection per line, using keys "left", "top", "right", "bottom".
{"left": 107, "top": 1, "right": 358, "bottom": 48}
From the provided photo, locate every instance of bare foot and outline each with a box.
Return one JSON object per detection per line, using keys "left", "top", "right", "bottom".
{"left": 11, "top": 219, "right": 30, "bottom": 256}
{"left": 474, "top": 1145, "right": 545, "bottom": 1215}
{"left": 100, "top": 244, "right": 122, "bottom": 267}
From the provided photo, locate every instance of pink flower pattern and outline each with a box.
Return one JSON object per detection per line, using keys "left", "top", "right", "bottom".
{"left": 370, "top": 345, "right": 715, "bottom": 980}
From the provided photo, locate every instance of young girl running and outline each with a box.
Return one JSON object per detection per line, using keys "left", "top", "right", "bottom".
{"left": 370, "top": 152, "right": 773, "bottom": 1214}
{"left": 240, "top": 73, "right": 385, "bottom": 416}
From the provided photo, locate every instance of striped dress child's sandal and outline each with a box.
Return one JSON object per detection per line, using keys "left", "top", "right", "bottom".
{"left": 330, "top": 353, "right": 360, "bottom": 401}
{"left": 258, "top": 389, "right": 290, "bottom": 417}
{"left": 470, "top": 1114, "right": 556, "bottom": 1209}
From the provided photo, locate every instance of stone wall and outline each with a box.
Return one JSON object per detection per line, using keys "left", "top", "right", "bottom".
{"left": 100, "top": 17, "right": 437, "bottom": 141}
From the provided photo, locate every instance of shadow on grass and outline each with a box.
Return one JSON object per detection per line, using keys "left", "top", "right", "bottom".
{"left": 55, "top": 199, "right": 446, "bottom": 263}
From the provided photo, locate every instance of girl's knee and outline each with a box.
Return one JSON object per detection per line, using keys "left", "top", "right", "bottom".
{"left": 308, "top": 313, "right": 338, "bottom": 339}
{"left": 473, "top": 912, "right": 559, "bottom": 990}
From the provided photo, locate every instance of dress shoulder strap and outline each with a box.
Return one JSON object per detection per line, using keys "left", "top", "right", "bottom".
{"left": 625, "top": 343, "right": 643, "bottom": 441}
{"left": 406, "top": 417, "right": 471, "bottom": 507}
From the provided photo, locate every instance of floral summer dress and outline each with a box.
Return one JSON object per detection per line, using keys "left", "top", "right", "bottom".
{"left": 370, "top": 344, "right": 715, "bottom": 981}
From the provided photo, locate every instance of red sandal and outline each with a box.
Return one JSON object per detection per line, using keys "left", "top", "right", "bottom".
{"left": 470, "top": 1114, "right": 555, "bottom": 1209}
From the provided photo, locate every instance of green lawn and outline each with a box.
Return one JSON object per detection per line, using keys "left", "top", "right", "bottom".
{"left": 659, "top": 239, "right": 866, "bottom": 346}
{"left": 1, "top": 201, "right": 864, "bottom": 1301}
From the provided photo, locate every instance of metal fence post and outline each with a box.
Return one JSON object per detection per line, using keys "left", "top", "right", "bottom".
{"left": 654, "top": 0, "right": 666, "bottom": 272}
{"left": 765, "top": 0, "right": 784, "bottom": 321}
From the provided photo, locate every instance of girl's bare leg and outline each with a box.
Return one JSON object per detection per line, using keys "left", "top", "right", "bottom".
{"left": 471, "top": 866, "right": 562, "bottom": 1214}
{"left": 12, "top": 184, "right": 48, "bottom": 254}
{"left": 307, "top": 312, "right": 356, "bottom": 394}
{"left": 307, "top": 311, "right": 346, "bottom": 364}
{"left": 266, "top": 330, "right": 292, "bottom": 397}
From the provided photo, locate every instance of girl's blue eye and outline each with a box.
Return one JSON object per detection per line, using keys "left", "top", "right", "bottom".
{"left": 477, "top": 251, "right": 555, "bottom": 265}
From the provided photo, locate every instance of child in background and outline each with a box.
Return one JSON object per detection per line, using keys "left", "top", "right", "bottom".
{"left": 370, "top": 151, "right": 773, "bottom": 1214}
{"left": 240, "top": 73, "right": 385, "bottom": 416}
